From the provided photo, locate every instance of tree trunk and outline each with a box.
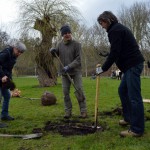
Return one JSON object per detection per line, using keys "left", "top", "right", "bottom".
{"left": 37, "top": 66, "right": 57, "bottom": 87}
{"left": 33, "top": 15, "right": 58, "bottom": 87}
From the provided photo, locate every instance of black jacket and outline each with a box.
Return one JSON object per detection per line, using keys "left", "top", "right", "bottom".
{"left": 0, "top": 47, "right": 17, "bottom": 80}
{"left": 102, "top": 23, "right": 145, "bottom": 73}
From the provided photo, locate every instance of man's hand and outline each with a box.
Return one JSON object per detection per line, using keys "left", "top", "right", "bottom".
{"left": 49, "top": 48, "right": 57, "bottom": 57}
{"left": 2, "top": 76, "right": 8, "bottom": 83}
{"left": 62, "top": 66, "right": 70, "bottom": 73}
{"left": 96, "top": 66, "right": 103, "bottom": 75}
{"left": 2, "top": 78, "right": 16, "bottom": 91}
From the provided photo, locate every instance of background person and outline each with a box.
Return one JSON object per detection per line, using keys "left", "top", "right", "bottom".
{"left": 50, "top": 25, "right": 87, "bottom": 119}
{"left": 0, "top": 40, "right": 27, "bottom": 121}
{"left": 115, "top": 69, "right": 122, "bottom": 80}
{"left": 96, "top": 11, "right": 145, "bottom": 137}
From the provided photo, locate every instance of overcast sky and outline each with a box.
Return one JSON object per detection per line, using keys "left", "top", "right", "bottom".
{"left": 73, "top": 0, "right": 149, "bottom": 26}
{"left": 0, "top": 0, "right": 149, "bottom": 37}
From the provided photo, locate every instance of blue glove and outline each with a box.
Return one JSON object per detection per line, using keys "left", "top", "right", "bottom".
{"left": 49, "top": 48, "right": 57, "bottom": 56}
{"left": 63, "top": 66, "right": 70, "bottom": 73}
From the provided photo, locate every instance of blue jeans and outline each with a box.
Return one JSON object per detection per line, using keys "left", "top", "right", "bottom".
{"left": 118, "top": 63, "right": 144, "bottom": 134}
{"left": 0, "top": 87, "right": 11, "bottom": 117}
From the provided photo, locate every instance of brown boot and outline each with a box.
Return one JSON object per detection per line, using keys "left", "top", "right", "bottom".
{"left": 79, "top": 112, "right": 87, "bottom": 119}
{"left": 120, "top": 130, "right": 143, "bottom": 137}
{"left": 64, "top": 112, "right": 72, "bottom": 119}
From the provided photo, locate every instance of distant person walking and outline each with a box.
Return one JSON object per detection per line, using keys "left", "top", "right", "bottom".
{"left": 115, "top": 69, "right": 122, "bottom": 80}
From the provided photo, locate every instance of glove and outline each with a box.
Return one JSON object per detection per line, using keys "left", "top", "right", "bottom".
{"left": 2, "top": 78, "right": 16, "bottom": 91}
{"left": 49, "top": 48, "right": 57, "bottom": 57}
{"left": 96, "top": 67, "right": 103, "bottom": 75}
{"left": 62, "top": 66, "right": 70, "bottom": 73}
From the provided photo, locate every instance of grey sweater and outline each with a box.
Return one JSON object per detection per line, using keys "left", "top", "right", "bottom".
{"left": 56, "top": 39, "right": 82, "bottom": 75}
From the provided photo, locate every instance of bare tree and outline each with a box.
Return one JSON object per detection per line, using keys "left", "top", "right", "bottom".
{"left": 72, "top": 23, "right": 110, "bottom": 76}
{"left": 118, "top": 1, "right": 150, "bottom": 75}
{"left": 0, "top": 30, "right": 10, "bottom": 49}
{"left": 17, "top": 0, "right": 81, "bottom": 86}
{"left": 118, "top": 2, "right": 149, "bottom": 50}
{"left": 90, "top": 23, "right": 110, "bottom": 66}
{"left": 14, "top": 36, "right": 37, "bottom": 76}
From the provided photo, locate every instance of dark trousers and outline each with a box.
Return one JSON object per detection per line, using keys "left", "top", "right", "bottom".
{"left": 118, "top": 63, "right": 144, "bottom": 134}
{"left": 0, "top": 88, "right": 11, "bottom": 117}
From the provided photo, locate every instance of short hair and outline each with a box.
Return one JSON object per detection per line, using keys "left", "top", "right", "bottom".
{"left": 8, "top": 39, "right": 27, "bottom": 52}
{"left": 97, "top": 11, "right": 118, "bottom": 25}
{"left": 14, "top": 41, "right": 27, "bottom": 53}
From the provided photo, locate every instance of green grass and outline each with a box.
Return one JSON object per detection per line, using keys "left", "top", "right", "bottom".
{"left": 0, "top": 76, "right": 150, "bottom": 150}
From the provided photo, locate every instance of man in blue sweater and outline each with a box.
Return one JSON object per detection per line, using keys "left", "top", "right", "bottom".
{"left": 97, "top": 11, "right": 145, "bottom": 137}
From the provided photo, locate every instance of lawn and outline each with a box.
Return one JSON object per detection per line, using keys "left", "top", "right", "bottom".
{"left": 0, "top": 76, "right": 150, "bottom": 150}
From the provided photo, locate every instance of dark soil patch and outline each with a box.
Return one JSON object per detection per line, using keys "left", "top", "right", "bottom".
{"left": 99, "top": 107, "right": 123, "bottom": 116}
{"left": 33, "top": 119, "right": 104, "bottom": 137}
{"left": 32, "top": 104, "right": 121, "bottom": 137}
{"left": 32, "top": 106, "right": 150, "bottom": 137}
{"left": 32, "top": 106, "right": 122, "bottom": 137}
{"left": 99, "top": 106, "right": 150, "bottom": 122}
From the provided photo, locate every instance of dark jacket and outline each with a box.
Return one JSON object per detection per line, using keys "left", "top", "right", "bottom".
{"left": 102, "top": 22, "right": 145, "bottom": 73}
{"left": 56, "top": 39, "right": 82, "bottom": 75}
{"left": 0, "top": 47, "right": 17, "bottom": 80}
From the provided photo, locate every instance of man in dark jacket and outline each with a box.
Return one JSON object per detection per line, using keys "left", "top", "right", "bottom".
{"left": 50, "top": 25, "right": 87, "bottom": 119}
{"left": 0, "top": 40, "right": 26, "bottom": 125}
{"left": 97, "top": 11, "right": 145, "bottom": 137}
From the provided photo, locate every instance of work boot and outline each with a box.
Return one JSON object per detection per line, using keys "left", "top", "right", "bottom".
{"left": 64, "top": 112, "right": 72, "bottom": 119}
{"left": 1, "top": 116, "right": 15, "bottom": 121}
{"left": 120, "top": 130, "right": 143, "bottom": 137}
{"left": 79, "top": 112, "right": 87, "bottom": 119}
{"left": 0, "top": 122, "right": 8, "bottom": 128}
{"left": 119, "top": 119, "right": 129, "bottom": 126}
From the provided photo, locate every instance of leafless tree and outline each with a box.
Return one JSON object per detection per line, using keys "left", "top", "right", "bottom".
{"left": 72, "top": 23, "right": 110, "bottom": 76}
{"left": 118, "top": 2, "right": 149, "bottom": 51}
{"left": 118, "top": 1, "right": 150, "bottom": 73}
{"left": 89, "top": 23, "right": 110, "bottom": 70}
{"left": 17, "top": 0, "right": 81, "bottom": 86}
{"left": 0, "top": 30, "right": 10, "bottom": 49}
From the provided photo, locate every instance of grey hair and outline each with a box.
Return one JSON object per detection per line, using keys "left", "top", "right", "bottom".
{"left": 97, "top": 11, "right": 118, "bottom": 25}
{"left": 8, "top": 39, "right": 27, "bottom": 52}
